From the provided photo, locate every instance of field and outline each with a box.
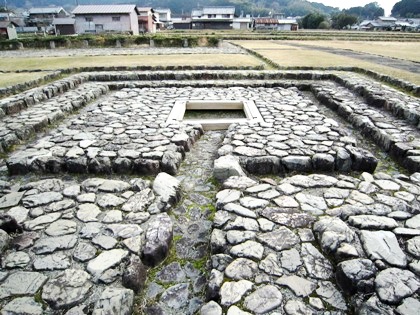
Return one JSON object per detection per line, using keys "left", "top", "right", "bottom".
{"left": 233, "top": 40, "right": 420, "bottom": 85}
{"left": 1, "top": 31, "right": 419, "bottom": 88}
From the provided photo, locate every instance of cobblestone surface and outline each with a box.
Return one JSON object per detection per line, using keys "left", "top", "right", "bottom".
{"left": 0, "top": 69, "right": 419, "bottom": 314}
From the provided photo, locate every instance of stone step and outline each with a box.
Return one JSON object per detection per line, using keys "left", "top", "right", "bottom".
{"left": 0, "top": 74, "right": 88, "bottom": 116}
{"left": 311, "top": 81, "right": 420, "bottom": 172}
{"left": 335, "top": 72, "right": 420, "bottom": 128}
{"left": 0, "top": 83, "right": 109, "bottom": 153}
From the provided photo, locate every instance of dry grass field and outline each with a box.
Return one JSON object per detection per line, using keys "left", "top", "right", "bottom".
{"left": 1, "top": 38, "right": 419, "bottom": 88}
{"left": 0, "top": 54, "right": 262, "bottom": 72}
{"left": 0, "top": 54, "right": 262, "bottom": 87}
{"left": 233, "top": 40, "right": 420, "bottom": 85}
{"left": 0, "top": 71, "right": 56, "bottom": 88}
{"left": 285, "top": 40, "right": 420, "bottom": 63}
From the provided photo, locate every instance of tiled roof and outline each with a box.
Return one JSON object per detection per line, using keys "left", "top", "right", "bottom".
{"left": 255, "top": 18, "right": 279, "bottom": 24}
{"left": 29, "top": 7, "right": 65, "bottom": 14}
{"left": 72, "top": 5, "right": 138, "bottom": 15}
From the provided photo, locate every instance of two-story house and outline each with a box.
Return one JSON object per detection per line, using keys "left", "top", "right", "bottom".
{"left": 137, "top": 7, "right": 158, "bottom": 33}
{"left": 72, "top": 5, "right": 140, "bottom": 35}
{"left": 191, "top": 6, "right": 235, "bottom": 29}
{"left": 27, "top": 7, "right": 68, "bottom": 29}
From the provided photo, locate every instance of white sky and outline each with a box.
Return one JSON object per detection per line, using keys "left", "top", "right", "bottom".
{"left": 314, "top": 0, "right": 398, "bottom": 16}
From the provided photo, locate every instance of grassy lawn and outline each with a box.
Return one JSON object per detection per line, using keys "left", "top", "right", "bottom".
{"left": 0, "top": 54, "right": 263, "bottom": 72}
{"left": 233, "top": 40, "right": 420, "bottom": 85}
{"left": 0, "top": 71, "right": 56, "bottom": 88}
{"left": 285, "top": 40, "right": 420, "bottom": 63}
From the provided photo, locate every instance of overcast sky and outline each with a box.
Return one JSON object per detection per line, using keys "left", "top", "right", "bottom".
{"left": 315, "top": 0, "right": 398, "bottom": 16}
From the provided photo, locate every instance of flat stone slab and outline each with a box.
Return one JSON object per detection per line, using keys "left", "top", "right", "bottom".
{"left": 375, "top": 268, "right": 420, "bottom": 304}
{"left": 1, "top": 297, "right": 43, "bottom": 315}
{"left": 42, "top": 269, "right": 93, "bottom": 309}
{"left": 0, "top": 272, "right": 48, "bottom": 299}
{"left": 87, "top": 249, "right": 129, "bottom": 279}
{"left": 243, "top": 285, "right": 282, "bottom": 313}
{"left": 0, "top": 192, "right": 24, "bottom": 209}
{"left": 220, "top": 280, "right": 253, "bottom": 306}
{"left": 360, "top": 230, "right": 407, "bottom": 267}
{"left": 93, "top": 287, "right": 134, "bottom": 315}
{"left": 257, "top": 227, "right": 300, "bottom": 251}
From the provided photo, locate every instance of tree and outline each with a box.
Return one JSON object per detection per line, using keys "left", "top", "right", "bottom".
{"left": 392, "top": 0, "right": 420, "bottom": 17}
{"left": 318, "top": 20, "right": 330, "bottom": 29}
{"left": 345, "top": 2, "right": 384, "bottom": 19}
{"left": 301, "top": 12, "right": 326, "bottom": 29}
{"left": 331, "top": 13, "right": 358, "bottom": 29}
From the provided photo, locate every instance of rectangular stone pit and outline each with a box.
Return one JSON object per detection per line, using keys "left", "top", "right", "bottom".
{"left": 166, "top": 100, "right": 264, "bottom": 130}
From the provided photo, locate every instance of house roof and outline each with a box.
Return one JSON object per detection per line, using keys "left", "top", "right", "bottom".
{"left": 29, "top": 7, "right": 66, "bottom": 15}
{"left": 155, "top": 8, "right": 171, "bottom": 14}
{"left": 72, "top": 5, "right": 138, "bottom": 15}
{"left": 202, "top": 6, "right": 235, "bottom": 15}
{"left": 359, "top": 20, "right": 373, "bottom": 26}
{"left": 53, "top": 17, "right": 75, "bottom": 25}
{"left": 255, "top": 18, "right": 279, "bottom": 24}
{"left": 379, "top": 16, "right": 397, "bottom": 22}
{"left": 278, "top": 19, "right": 297, "bottom": 24}
{"left": 137, "top": 7, "right": 153, "bottom": 11}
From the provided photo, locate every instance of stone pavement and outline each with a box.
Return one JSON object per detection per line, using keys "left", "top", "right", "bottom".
{"left": 0, "top": 69, "right": 419, "bottom": 314}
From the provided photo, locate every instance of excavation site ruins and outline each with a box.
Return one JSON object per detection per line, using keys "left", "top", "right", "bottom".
{"left": 0, "top": 49, "right": 419, "bottom": 315}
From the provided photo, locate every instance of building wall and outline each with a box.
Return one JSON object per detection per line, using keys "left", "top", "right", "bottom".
{"left": 75, "top": 14, "right": 136, "bottom": 34}
{"left": 56, "top": 24, "right": 75, "bottom": 35}
{"left": 192, "top": 21, "right": 232, "bottom": 29}
{"left": 173, "top": 22, "right": 191, "bottom": 29}
{"left": 232, "top": 21, "right": 250, "bottom": 30}
{"left": 129, "top": 11, "right": 139, "bottom": 35}
{"left": 278, "top": 24, "right": 292, "bottom": 31}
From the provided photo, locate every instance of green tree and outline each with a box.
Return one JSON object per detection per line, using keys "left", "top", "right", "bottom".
{"left": 318, "top": 20, "right": 330, "bottom": 29}
{"left": 345, "top": 2, "right": 384, "bottom": 19}
{"left": 392, "top": 0, "right": 420, "bottom": 17}
{"left": 301, "top": 12, "right": 326, "bottom": 29}
{"left": 331, "top": 13, "right": 358, "bottom": 29}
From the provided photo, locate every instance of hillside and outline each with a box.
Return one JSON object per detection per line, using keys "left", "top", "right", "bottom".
{"left": 10, "top": 0, "right": 339, "bottom": 16}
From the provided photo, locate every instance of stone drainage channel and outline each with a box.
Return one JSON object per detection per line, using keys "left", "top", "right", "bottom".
{"left": 140, "top": 131, "right": 224, "bottom": 314}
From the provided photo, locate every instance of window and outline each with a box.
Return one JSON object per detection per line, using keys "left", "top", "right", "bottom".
{"left": 222, "top": 14, "right": 231, "bottom": 18}
{"left": 207, "top": 14, "right": 216, "bottom": 18}
{"left": 85, "top": 17, "right": 93, "bottom": 22}
{"left": 112, "top": 16, "right": 120, "bottom": 21}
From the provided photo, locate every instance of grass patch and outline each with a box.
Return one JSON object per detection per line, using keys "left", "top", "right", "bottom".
{"left": 0, "top": 54, "right": 263, "bottom": 72}
{"left": 0, "top": 71, "right": 57, "bottom": 88}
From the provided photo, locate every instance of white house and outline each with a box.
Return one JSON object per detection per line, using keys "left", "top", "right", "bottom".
{"left": 253, "top": 17, "right": 298, "bottom": 31}
{"left": 155, "top": 8, "right": 171, "bottom": 27}
{"left": 192, "top": 6, "right": 235, "bottom": 29}
{"left": 277, "top": 19, "right": 298, "bottom": 31}
{"left": 232, "top": 16, "right": 252, "bottom": 30}
{"left": 72, "top": 5, "right": 140, "bottom": 35}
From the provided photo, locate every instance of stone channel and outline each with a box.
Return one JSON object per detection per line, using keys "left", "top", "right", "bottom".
{"left": 0, "top": 69, "right": 419, "bottom": 315}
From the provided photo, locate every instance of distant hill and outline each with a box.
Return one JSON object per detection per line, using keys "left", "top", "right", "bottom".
{"left": 10, "top": 0, "right": 339, "bottom": 17}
